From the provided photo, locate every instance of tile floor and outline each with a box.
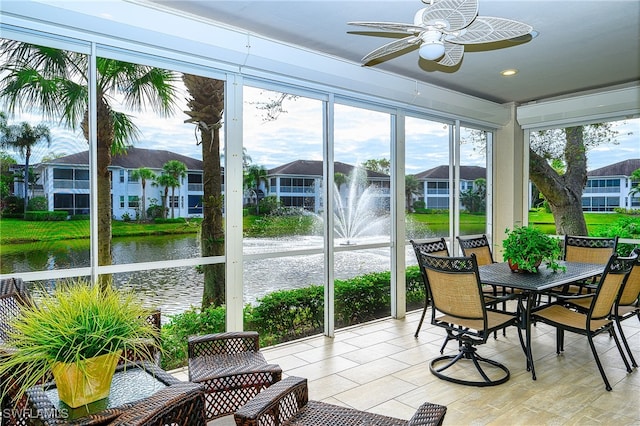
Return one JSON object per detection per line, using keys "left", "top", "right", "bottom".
{"left": 172, "top": 307, "right": 640, "bottom": 425}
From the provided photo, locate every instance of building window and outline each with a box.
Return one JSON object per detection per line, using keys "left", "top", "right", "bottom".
{"left": 120, "top": 196, "right": 125, "bottom": 208}
{"left": 128, "top": 195, "right": 139, "bottom": 208}
{"left": 128, "top": 170, "right": 139, "bottom": 183}
{"left": 426, "top": 181, "right": 449, "bottom": 194}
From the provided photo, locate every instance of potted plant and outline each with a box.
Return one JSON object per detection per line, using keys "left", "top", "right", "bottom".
{"left": 502, "top": 225, "right": 564, "bottom": 273}
{"left": 0, "top": 279, "right": 159, "bottom": 408}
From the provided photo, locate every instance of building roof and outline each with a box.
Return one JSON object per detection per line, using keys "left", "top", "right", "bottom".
{"left": 414, "top": 165, "right": 486, "bottom": 180}
{"left": 268, "top": 160, "right": 388, "bottom": 179}
{"left": 587, "top": 159, "right": 640, "bottom": 177}
{"left": 42, "top": 147, "right": 203, "bottom": 170}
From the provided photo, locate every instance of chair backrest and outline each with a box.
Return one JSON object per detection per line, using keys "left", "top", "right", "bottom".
{"left": 457, "top": 234, "right": 494, "bottom": 265}
{"left": 0, "top": 277, "right": 32, "bottom": 344}
{"left": 420, "top": 253, "right": 485, "bottom": 321}
{"left": 589, "top": 253, "right": 636, "bottom": 319}
{"left": 617, "top": 248, "right": 640, "bottom": 307}
{"left": 410, "top": 238, "right": 449, "bottom": 289}
{"left": 563, "top": 235, "right": 618, "bottom": 264}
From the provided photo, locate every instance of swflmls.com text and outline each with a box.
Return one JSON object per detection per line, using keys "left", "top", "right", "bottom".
{"left": 2, "top": 407, "right": 69, "bottom": 420}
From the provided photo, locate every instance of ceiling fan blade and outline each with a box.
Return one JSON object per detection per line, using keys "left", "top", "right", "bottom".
{"left": 361, "top": 35, "right": 422, "bottom": 63}
{"left": 421, "top": 0, "right": 479, "bottom": 31}
{"left": 437, "top": 42, "right": 464, "bottom": 66}
{"left": 348, "top": 21, "right": 425, "bottom": 34}
{"left": 448, "top": 17, "right": 533, "bottom": 44}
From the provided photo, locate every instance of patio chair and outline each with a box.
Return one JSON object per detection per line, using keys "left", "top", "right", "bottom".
{"left": 564, "top": 248, "right": 640, "bottom": 367}
{"left": 187, "top": 331, "right": 282, "bottom": 421}
{"left": 560, "top": 235, "right": 618, "bottom": 294}
{"left": 234, "top": 376, "right": 447, "bottom": 426}
{"left": 531, "top": 253, "right": 636, "bottom": 391}
{"left": 119, "top": 308, "right": 163, "bottom": 366}
{"left": 613, "top": 248, "right": 640, "bottom": 367}
{"left": 457, "top": 234, "right": 495, "bottom": 265}
{"left": 421, "top": 252, "right": 523, "bottom": 386}
{"left": 409, "top": 238, "right": 449, "bottom": 338}
{"left": 108, "top": 382, "right": 206, "bottom": 426}
{"left": 1, "top": 277, "right": 37, "bottom": 426}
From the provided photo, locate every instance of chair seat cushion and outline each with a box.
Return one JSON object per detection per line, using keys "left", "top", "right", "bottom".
{"left": 534, "top": 304, "right": 610, "bottom": 331}
{"left": 189, "top": 352, "right": 280, "bottom": 383}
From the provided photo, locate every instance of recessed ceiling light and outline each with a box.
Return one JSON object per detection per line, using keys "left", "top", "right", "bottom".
{"left": 501, "top": 69, "right": 518, "bottom": 76}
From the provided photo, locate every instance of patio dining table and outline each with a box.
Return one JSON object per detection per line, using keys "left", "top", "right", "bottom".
{"left": 478, "top": 261, "right": 604, "bottom": 380}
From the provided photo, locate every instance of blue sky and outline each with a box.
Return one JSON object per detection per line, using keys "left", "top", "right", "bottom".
{"left": 9, "top": 86, "right": 640, "bottom": 174}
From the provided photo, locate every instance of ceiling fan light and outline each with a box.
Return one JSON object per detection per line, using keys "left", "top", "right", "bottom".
{"left": 419, "top": 42, "right": 445, "bottom": 60}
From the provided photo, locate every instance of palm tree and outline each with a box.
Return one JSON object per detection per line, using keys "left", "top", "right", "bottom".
{"left": 0, "top": 40, "right": 179, "bottom": 287}
{"left": 182, "top": 73, "right": 225, "bottom": 307}
{"left": 629, "top": 168, "right": 640, "bottom": 197}
{"left": 153, "top": 173, "right": 177, "bottom": 220}
{"left": 0, "top": 121, "right": 51, "bottom": 217}
{"left": 130, "top": 167, "right": 156, "bottom": 221}
{"left": 244, "top": 164, "right": 268, "bottom": 214}
{"left": 405, "top": 174, "right": 421, "bottom": 212}
{"left": 161, "top": 160, "right": 187, "bottom": 219}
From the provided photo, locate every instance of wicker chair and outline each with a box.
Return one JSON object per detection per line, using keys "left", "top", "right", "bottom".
{"left": 234, "top": 376, "right": 447, "bottom": 426}
{"left": 188, "top": 331, "right": 282, "bottom": 421}
{"left": 409, "top": 238, "right": 449, "bottom": 338}
{"left": 560, "top": 235, "right": 618, "bottom": 294}
{"left": 532, "top": 253, "right": 636, "bottom": 391}
{"left": 119, "top": 308, "right": 163, "bottom": 366}
{"left": 0, "top": 277, "right": 37, "bottom": 426}
{"left": 107, "top": 382, "right": 206, "bottom": 426}
{"left": 421, "top": 252, "right": 523, "bottom": 386}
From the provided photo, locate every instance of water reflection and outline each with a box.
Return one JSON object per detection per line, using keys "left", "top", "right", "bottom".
{"left": 5, "top": 235, "right": 394, "bottom": 319}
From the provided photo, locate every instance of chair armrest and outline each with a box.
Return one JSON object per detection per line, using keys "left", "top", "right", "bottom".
{"left": 108, "top": 382, "right": 205, "bottom": 426}
{"left": 234, "top": 376, "right": 308, "bottom": 426}
{"left": 188, "top": 331, "right": 259, "bottom": 358}
{"left": 408, "top": 401, "right": 447, "bottom": 426}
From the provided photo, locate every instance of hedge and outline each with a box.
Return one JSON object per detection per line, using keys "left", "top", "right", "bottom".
{"left": 159, "top": 265, "right": 426, "bottom": 370}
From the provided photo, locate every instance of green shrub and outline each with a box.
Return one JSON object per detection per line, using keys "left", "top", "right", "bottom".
{"left": 159, "top": 267, "right": 429, "bottom": 369}
{"left": 27, "top": 196, "right": 47, "bottom": 211}
{"left": 160, "top": 304, "right": 226, "bottom": 370}
{"left": 24, "top": 211, "right": 68, "bottom": 221}
{"left": 70, "top": 214, "right": 90, "bottom": 221}
{"left": 591, "top": 216, "right": 640, "bottom": 255}
{"left": 154, "top": 217, "right": 186, "bottom": 224}
{"left": 2, "top": 195, "right": 23, "bottom": 214}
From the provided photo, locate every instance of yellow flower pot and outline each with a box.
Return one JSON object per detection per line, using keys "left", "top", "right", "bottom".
{"left": 51, "top": 351, "right": 122, "bottom": 408}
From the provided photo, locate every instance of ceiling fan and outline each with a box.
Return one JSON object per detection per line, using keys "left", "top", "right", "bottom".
{"left": 348, "top": 0, "right": 533, "bottom": 67}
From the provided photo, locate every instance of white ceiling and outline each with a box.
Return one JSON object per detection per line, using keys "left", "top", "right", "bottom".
{"left": 147, "top": 0, "right": 640, "bottom": 105}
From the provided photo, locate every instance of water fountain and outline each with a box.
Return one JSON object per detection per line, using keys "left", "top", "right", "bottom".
{"left": 333, "top": 167, "right": 389, "bottom": 244}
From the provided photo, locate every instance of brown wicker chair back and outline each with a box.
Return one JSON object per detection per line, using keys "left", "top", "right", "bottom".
{"left": 409, "top": 238, "right": 449, "bottom": 337}
{"left": 457, "top": 234, "right": 494, "bottom": 265}
{"left": 234, "top": 376, "right": 447, "bottom": 426}
{"left": 188, "top": 331, "right": 282, "bottom": 421}
{"left": 0, "top": 278, "right": 32, "bottom": 344}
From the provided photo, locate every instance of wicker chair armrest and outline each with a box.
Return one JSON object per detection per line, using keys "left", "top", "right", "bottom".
{"left": 407, "top": 401, "right": 447, "bottom": 426}
{"left": 108, "top": 382, "right": 205, "bottom": 426}
{"left": 233, "top": 376, "right": 308, "bottom": 426}
{"left": 188, "top": 331, "right": 260, "bottom": 358}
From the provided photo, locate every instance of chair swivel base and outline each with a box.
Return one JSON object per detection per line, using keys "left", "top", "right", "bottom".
{"left": 429, "top": 344, "right": 510, "bottom": 387}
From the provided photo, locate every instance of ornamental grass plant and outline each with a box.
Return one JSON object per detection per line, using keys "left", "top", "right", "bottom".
{"left": 0, "top": 279, "right": 159, "bottom": 404}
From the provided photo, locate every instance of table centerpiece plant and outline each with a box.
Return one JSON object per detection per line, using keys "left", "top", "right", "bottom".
{"left": 0, "top": 279, "right": 160, "bottom": 408}
{"left": 502, "top": 225, "right": 564, "bottom": 273}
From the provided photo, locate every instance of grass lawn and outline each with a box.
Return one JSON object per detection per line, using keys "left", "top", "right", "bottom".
{"left": 0, "top": 218, "right": 199, "bottom": 245}
{"left": 1, "top": 211, "right": 635, "bottom": 248}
